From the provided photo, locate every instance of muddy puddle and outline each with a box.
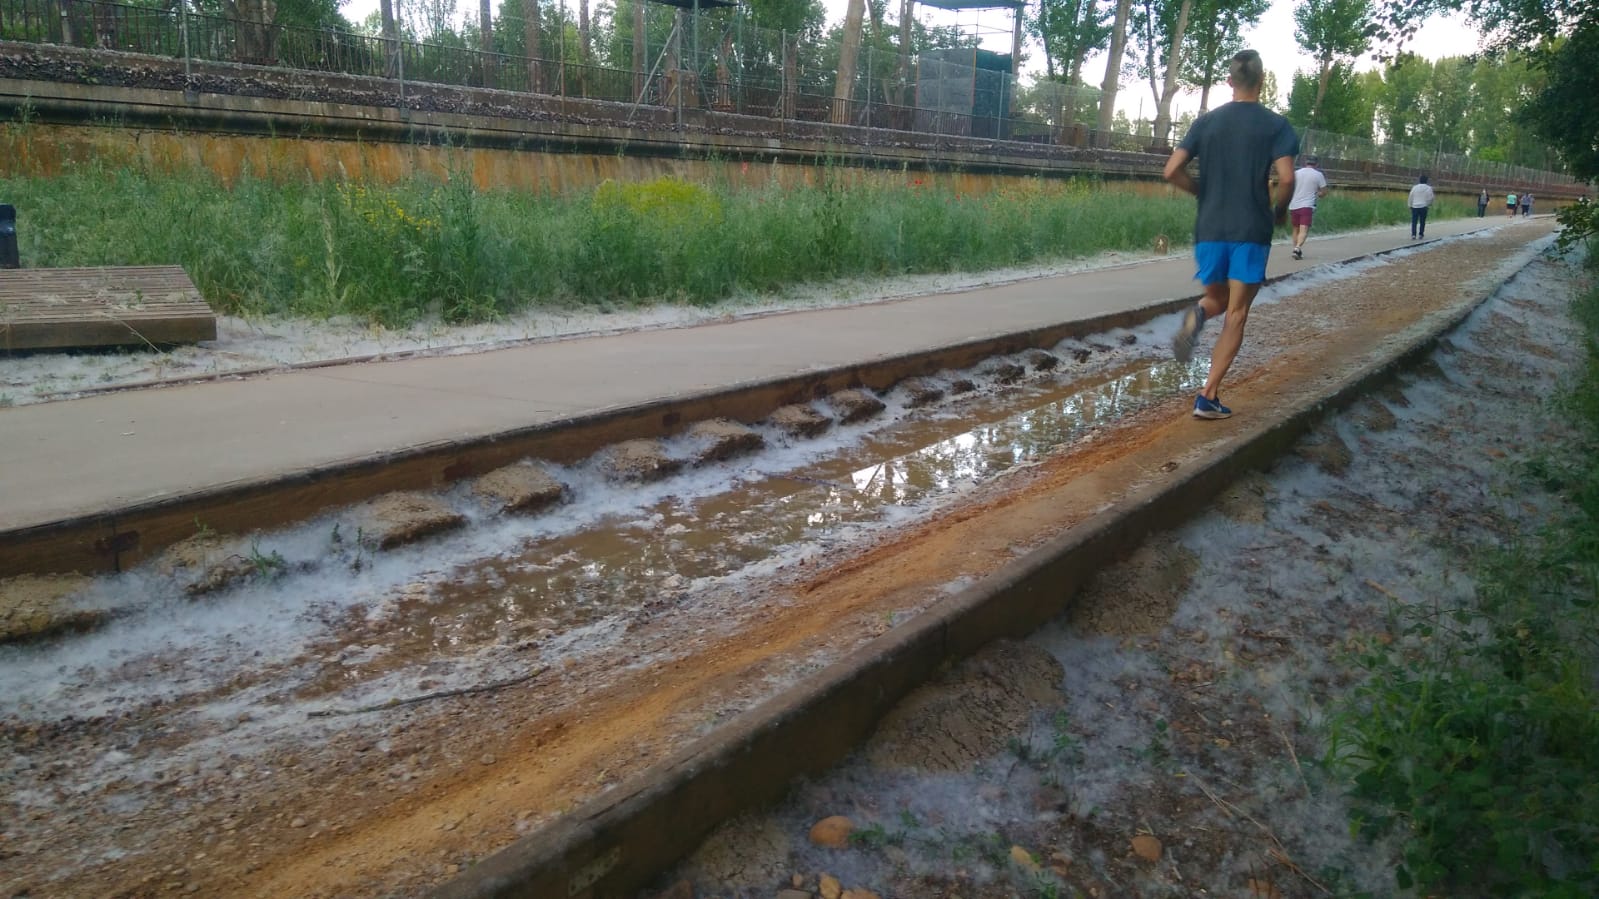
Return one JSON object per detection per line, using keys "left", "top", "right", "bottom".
{"left": 1, "top": 321, "right": 1207, "bottom": 719}
{"left": 392, "top": 360, "right": 1198, "bottom": 651}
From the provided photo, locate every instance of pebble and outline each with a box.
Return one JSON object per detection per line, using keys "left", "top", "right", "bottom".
{"left": 819, "top": 873, "right": 842, "bottom": 899}
{"left": 480, "top": 754, "right": 496, "bottom": 766}
{"left": 1131, "top": 834, "right": 1163, "bottom": 862}
{"left": 290, "top": 817, "right": 308, "bottom": 829}
{"left": 807, "top": 815, "right": 853, "bottom": 848}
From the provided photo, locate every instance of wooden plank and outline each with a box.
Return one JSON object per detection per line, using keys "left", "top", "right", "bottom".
{"left": 0, "top": 265, "right": 217, "bottom": 350}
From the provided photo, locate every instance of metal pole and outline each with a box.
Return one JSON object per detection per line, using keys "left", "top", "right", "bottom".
{"left": 395, "top": 0, "right": 406, "bottom": 106}
{"left": 179, "top": 0, "right": 192, "bottom": 84}
{"left": 866, "top": 44, "right": 872, "bottom": 135}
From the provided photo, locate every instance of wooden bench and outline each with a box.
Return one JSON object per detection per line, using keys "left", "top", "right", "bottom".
{"left": 0, "top": 266, "right": 217, "bottom": 351}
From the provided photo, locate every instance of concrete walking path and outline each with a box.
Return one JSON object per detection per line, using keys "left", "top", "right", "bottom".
{"left": 0, "top": 215, "right": 1548, "bottom": 535}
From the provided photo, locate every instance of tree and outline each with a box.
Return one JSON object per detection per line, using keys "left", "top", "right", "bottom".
{"left": 1521, "top": 26, "right": 1599, "bottom": 180}
{"left": 833, "top": 0, "right": 866, "bottom": 122}
{"left": 1286, "top": 62, "right": 1373, "bottom": 136}
{"left": 1095, "top": 0, "right": 1133, "bottom": 145}
{"left": 1292, "top": 0, "right": 1373, "bottom": 129}
{"left": 1032, "top": 0, "right": 1112, "bottom": 129}
{"left": 1181, "top": 0, "right": 1268, "bottom": 113}
{"left": 1374, "top": 51, "right": 1429, "bottom": 143}
{"left": 1130, "top": 0, "right": 1194, "bottom": 145}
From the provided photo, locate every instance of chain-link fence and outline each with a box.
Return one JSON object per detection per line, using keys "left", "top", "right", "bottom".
{"left": 0, "top": 0, "right": 1584, "bottom": 189}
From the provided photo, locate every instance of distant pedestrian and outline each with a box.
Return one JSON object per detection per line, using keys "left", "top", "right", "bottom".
{"left": 1164, "top": 49, "right": 1299, "bottom": 421}
{"left": 1288, "top": 155, "right": 1328, "bottom": 260}
{"left": 1477, "top": 188, "right": 1489, "bottom": 217}
{"left": 1409, "top": 174, "right": 1435, "bottom": 240}
{"left": 1507, "top": 191, "right": 1518, "bottom": 217}
{"left": 1522, "top": 192, "right": 1533, "bottom": 216}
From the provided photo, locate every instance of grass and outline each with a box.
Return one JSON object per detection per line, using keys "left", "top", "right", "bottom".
{"left": 0, "top": 148, "right": 1473, "bottom": 327}
{"left": 1326, "top": 250, "right": 1599, "bottom": 897}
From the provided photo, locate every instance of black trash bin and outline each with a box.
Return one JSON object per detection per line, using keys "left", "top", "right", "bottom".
{"left": 0, "top": 204, "right": 17, "bottom": 269}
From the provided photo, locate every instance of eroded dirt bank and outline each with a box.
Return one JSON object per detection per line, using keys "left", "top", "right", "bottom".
{"left": 0, "top": 223, "right": 1563, "bottom": 899}
{"left": 663, "top": 251, "right": 1590, "bottom": 896}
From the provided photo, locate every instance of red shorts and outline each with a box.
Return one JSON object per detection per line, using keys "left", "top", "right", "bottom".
{"left": 1290, "top": 207, "right": 1315, "bottom": 227}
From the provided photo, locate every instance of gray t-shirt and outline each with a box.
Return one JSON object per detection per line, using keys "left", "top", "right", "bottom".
{"left": 1177, "top": 101, "right": 1300, "bottom": 245}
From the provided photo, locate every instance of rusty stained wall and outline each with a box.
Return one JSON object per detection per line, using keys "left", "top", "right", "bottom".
{"left": 0, "top": 121, "right": 1146, "bottom": 196}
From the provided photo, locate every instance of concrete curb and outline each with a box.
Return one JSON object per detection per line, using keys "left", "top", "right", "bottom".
{"left": 0, "top": 238, "right": 1461, "bottom": 580}
{"left": 427, "top": 247, "right": 1548, "bottom": 898}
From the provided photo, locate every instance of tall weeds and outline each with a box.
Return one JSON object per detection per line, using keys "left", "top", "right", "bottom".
{"left": 0, "top": 160, "right": 1470, "bottom": 326}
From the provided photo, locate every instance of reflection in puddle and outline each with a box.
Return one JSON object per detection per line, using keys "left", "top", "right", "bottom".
{"left": 405, "top": 359, "right": 1199, "bottom": 658}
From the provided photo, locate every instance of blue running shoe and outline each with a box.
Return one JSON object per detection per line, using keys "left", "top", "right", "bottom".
{"left": 1193, "top": 394, "right": 1232, "bottom": 419}
{"left": 1172, "top": 304, "right": 1207, "bottom": 363}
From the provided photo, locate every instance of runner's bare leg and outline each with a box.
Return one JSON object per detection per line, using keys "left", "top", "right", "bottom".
{"left": 1201, "top": 279, "right": 1262, "bottom": 401}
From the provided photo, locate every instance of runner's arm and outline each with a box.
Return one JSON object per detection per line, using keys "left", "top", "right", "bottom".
{"left": 1164, "top": 148, "right": 1198, "bottom": 197}
{"left": 1272, "top": 156, "right": 1295, "bottom": 225}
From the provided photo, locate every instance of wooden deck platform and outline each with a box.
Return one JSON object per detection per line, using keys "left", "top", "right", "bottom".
{"left": 0, "top": 266, "right": 217, "bottom": 351}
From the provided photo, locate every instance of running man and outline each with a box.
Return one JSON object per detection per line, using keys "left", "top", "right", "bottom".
{"left": 1288, "top": 155, "right": 1327, "bottom": 260}
{"left": 1165, "top": 49, "right": 1299, "bottom": 421}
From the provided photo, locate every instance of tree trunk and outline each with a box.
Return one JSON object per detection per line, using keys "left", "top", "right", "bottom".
{"left": 895, "top": 0, "right": 913, "bottom": 110}
{"left": 578, "top": 0, "right": 591, "bottom": 95}
{"left": 1096, "top": 0, "right": 1132, "bottom": 146}
{"left": 781, "top": 31, "right": 797, "bottom": 119}
{"left": 1198, "top": 49, "right": 1214, "bottom": 113}
{"left": 833, "top": 0, "right": 866, "bottom": 124}
{"left": 525, "top": 0, "right": 543, "bottom": 93}
{"left": 1149, "top": 0, "right": 1191, "bottom": 145}
{"left": 632, "top": 0, "right": 645, "bottom": 99}
{"left": 480, "top": 0, "right": 495, "bottom": 86}
{"left": 1311, "top": 57, "right": 1332, "bottom": 127}
{"left": 380, "top": 0, "right": 397, "bottom": 77}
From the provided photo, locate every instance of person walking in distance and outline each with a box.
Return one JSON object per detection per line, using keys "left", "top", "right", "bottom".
{"left": 1288, "top": 155, "right": 1327, "bottom": 260}
{"left": 1409, "top": 174, "right": 1436, "bottom": 240}
{"left": 1507, "top": 191, "right": 1518, "bottom": 217}
{"left": 1477, "top": 187, "right": 1489, "bottom": 217}
{"left": 1522, "top": 192, "right": 1533, "bottom": 216}
{"left": 1166, "top": 49, "right": 1299, "bottom": 421}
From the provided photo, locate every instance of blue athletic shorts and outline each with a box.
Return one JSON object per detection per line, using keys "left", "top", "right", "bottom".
{"left": 1194, "top": 241, "right": 1270, "bottom": 286}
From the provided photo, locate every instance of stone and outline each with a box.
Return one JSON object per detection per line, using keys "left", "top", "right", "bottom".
{"left": 159, "top": 530, "right": 259, "bottom": 596}
{"left": 0, "top": 573, "right": 105, "bottom": 645}
{"left": 1027, "top": 350, "right": 1060, "bottom": 371}
{"left": 472, "top": 463, "right": 567, "bottom": 514}
{"left": 985, "top": 362, "right": 1026, "bottom": 384}
{"left": 685, "top": 419, "right": 765, "bottom": 465}
{"left": 769, "top": 404, "right": 833, "bottom": 439}
{"left": 775, "top": 891, "right": 812, "bottom": 899}
{"left": 598, "top": 439, "right": 683, "bottom": 483}
{"left": 1130, "top": 834, "right": 1162, "bottom": 862}
{"left": 1294, "top": 429, "right": 1354, "bottom": 476}
{"left": 840, "top": 891, "right": 881, "bottom": 899}
{"left": 356, "top": 493, "right": 467, "bottom": 550}
{"left": 897, "top": 378, "right": 945, "bottom": 408}
{"left": 827, "top": 389, "right": 886, "bottom": 424}
{"left": 948, "top": 378, "right": 977, "bottom": 394}
{"left": 819, "top": 873, "right": 843, "bottom": 899}
{"left": 807, "top": 815, "right": 853, "bottom": 848}
{"left": 1009, "top": 845, "right": 1040, "bottom": 871}
{"left": 1352, "top": 402, "right": 1399, "bottom": 432}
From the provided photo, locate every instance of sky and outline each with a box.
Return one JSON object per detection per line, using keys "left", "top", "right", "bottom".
{"left": 340, "top": 0, "right": 1486, "bottom": 118}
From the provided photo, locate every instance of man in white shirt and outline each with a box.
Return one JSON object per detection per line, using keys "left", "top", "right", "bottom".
{"left": 1287, "top": 155, "right": 1327, "bottom": 260}
{"left": 1408, "top": 174, "right": 1436, "bottom": 240}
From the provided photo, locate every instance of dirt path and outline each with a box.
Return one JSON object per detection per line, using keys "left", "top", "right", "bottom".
{"left": 0, "top": 223, "right": 1563, "bottom": 899}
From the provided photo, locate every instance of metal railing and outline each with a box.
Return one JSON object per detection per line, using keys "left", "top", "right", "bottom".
{"left": 0, "top": 0, "right": 1583, "bottom": 189}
